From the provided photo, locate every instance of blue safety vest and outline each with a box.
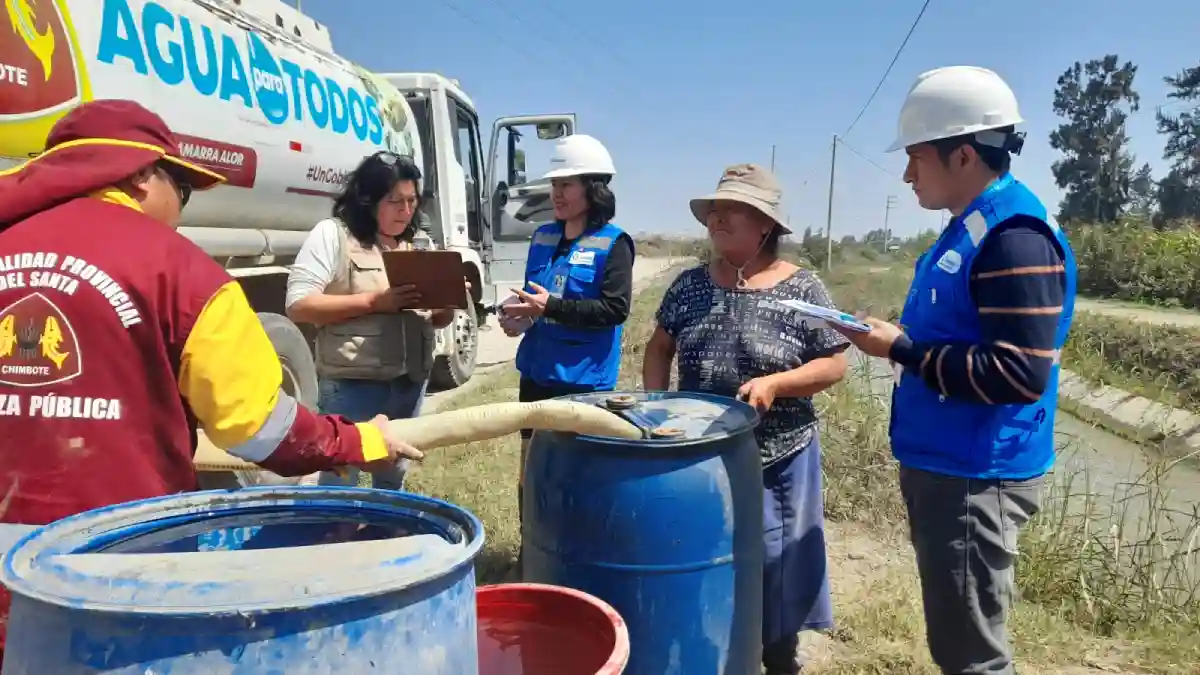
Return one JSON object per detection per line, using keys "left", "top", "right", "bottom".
{"left": 890, "top": 174, "right": 1077, "bottom": 480}
{"left": 514, "top": 221, "right": 627, "bottom": 389}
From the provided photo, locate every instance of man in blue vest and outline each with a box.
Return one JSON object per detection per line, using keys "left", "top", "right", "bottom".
{"left": 832, "top": 66, "right": 1077, "bottom": 674}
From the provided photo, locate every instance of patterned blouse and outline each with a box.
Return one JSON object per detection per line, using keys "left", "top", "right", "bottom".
{"left": 655, "top": 265, "right": 849, "bottom": 465}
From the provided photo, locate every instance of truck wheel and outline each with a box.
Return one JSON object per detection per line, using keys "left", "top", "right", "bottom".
{"left": 232, "top": 313, "right": 321, "bottom": 488}
{"left": 258, "top": 312, "right": 320, "bottom": 410}
{"left": 430, "top": 301, "right": 478, "bottom": 389}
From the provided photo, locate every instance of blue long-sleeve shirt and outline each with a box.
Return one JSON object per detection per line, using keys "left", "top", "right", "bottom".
{"left": 889, "top": 217, "right": 1067, "bottom": 405}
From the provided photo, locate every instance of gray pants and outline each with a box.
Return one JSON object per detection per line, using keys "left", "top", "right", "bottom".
{"left": 899, "top": 466, "right": 1043, "bottom": 675}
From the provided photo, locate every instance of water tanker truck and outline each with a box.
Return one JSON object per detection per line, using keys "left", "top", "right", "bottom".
{"left": 0, "top": 0, "right": 576, "bottom": 434}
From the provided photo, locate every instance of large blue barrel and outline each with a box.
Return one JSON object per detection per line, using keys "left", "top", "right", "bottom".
{"left": 1, "top": 486, "right": 484, "bottom": 674}
{"left": 522, "top": 391, "right": 764, "bottom": 674}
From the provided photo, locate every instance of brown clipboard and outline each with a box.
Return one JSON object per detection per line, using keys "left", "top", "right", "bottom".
{"left": 380, "top": 250, "right": 469, "bottom": 310}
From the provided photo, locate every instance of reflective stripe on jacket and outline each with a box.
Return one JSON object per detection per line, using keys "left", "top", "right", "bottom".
{"left": 514, "top": 221, "right": 625, "bottom": 388}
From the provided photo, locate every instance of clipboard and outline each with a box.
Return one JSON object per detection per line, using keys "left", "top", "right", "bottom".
{"left": 773, "top": 299, "right": 871, "bottom": 333}
{"left": 380, "top": 250, "right": 469, "bottom": 310}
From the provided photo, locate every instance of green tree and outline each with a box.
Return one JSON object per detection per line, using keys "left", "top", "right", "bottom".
{"left": 1049, "top": 55, "right": 1141, "bottom": 224}
{"left": 1155, "top": 64, "right": 1200, "bottom": 220}
{"left": 1129, "top": 162, "right": 1156, "bottom": 220}
{"left": 1157, "top": 167, "right": 1200, "bottom": 224}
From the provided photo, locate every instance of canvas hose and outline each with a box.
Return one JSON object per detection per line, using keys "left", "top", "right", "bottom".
{"left": 192, "top": 399, "right": 643, "bottom": 473}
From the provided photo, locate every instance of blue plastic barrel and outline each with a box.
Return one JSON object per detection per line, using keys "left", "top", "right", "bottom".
{"left": 1, "top": 486, "right": 484, "bottom": 674}
{"left": 522, "top": 391, "right": 765, "bottom": 674}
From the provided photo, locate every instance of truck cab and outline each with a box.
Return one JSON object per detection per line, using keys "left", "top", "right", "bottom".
{"left": 382, "top": 73, "right": 576, "bottom": 387}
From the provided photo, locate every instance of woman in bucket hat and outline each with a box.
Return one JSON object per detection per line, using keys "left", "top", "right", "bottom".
{"left": 643, "top": 163, "right": 849, "bottom": 673}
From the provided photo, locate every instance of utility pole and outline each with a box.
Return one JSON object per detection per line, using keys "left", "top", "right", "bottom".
{"left": 770, "top": 145, "right": 776, "bottom": 172}
{"left": 824, "top": 135, "right": 837, "bottom": 271}
{"left": 882, "top": 195, "right": 897, "bottom": 252}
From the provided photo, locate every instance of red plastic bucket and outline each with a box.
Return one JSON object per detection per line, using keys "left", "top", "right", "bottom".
{"left": 477, "top": 583, "right": 630, "bottom": 675}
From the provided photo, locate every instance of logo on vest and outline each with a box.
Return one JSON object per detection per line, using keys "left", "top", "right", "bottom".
{"left": 0, "top": 292, "right": 81, "bottom": 386}
{"left": 568, "top": 250, "right": 596, "bottom": 266}
{"left": 0, "top": 0, "right": 83, "bottom": 119}
{"left": 935, "top": 250, "right": 962, "bottom": 274}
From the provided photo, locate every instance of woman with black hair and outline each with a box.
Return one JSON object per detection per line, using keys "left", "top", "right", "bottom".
{"left": 286, "top": 151, "right": 453, "bottom": 490}
{"left": 500, "top": 134, "right": 636, "bottom": 544}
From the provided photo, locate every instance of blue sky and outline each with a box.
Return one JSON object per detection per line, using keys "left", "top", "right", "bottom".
{"left": 301, "top": 0, "right": 1200, "bottom": 239}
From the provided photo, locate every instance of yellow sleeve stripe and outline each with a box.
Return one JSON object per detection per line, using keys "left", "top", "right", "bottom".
{"left": 178, "top": 281, "right": 286, "bottom": 452}
{"left": 355, "top": 423, "right": 389, "bottom": 463}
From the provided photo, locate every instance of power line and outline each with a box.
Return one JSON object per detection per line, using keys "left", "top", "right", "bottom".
{"left": 841, "top": 0, "right": 933, "bottom": 139}
{"left": 434, "top": 0, "right": 548, "bottom": 67}
{"left": 432, "top": 0, "right": 628, "bottom": 106}
{"left": 796, "top": 0, "right": 934, "bottom": 188}
{"left": 520, "top": 0, "right": 640, "bottom": 71}
{"left": 836, "top": 138, "right": 901, "bottom": 179}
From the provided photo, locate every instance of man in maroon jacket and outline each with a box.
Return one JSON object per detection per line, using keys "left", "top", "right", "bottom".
{"left": 0, "top": 99, "right": 422, "bottom": 655}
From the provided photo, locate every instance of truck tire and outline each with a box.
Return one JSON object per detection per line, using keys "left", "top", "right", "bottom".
{"left": 230, "top": 313, "right": 321, "bottom": 488}
{"left": 430, "top": 300, "right": 478, "bottom": 390}
{"left": 257, "top": 312, "right": 320, "bottom": 409}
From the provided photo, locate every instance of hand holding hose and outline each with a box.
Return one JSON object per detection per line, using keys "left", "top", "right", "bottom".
{"left": 362, "top": 414, "right": 425, "bottom": 470}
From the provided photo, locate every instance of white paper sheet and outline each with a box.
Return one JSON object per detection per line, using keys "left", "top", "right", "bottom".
{"left": 774, "top": 299, "right": 872, "bottom": 333}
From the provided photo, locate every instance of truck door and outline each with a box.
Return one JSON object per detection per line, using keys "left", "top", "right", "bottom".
{"left": 484, "top": 115, "right": 577, "bottom": 296}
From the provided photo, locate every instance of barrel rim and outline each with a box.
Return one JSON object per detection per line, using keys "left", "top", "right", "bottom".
{"left": 559, "top": 390, "right": 761, "bottom": 449}
{"left": 0, "top": 486, "right": 485, "bottom": 616}
{"left": 477, "top": 582, "right": 631, "bottom": 675}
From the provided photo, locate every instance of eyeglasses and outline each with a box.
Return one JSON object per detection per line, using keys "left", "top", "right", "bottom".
{"left": 157, "top": 162, "right": 193, "bottom": 208}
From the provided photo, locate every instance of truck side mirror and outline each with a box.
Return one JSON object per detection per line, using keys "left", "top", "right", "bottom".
{"left": 513, "top": 149, "right": 526, "bottom": 174}
{"left": 536, "top": 123, "right": 567, "bottom": 140}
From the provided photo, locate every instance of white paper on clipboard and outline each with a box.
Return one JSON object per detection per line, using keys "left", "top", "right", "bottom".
{"left": 774, "top": 299, "right": 872, "bottom": 333}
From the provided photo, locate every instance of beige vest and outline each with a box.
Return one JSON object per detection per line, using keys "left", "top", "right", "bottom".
{"left": 314, "top": 223, "right": 435, "bottom": 381}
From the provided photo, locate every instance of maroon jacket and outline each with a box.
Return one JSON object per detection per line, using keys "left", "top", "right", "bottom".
{"left": 0, "top": 165, "right": 382, "bottom": 655}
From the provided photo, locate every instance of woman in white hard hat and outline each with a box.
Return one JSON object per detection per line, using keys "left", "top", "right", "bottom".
{"left": 500, "top": 133, "right": 636, "bottom": 555}
{"left": 831, "top": 66, "right": 1076, "bottom": 675}
{"left": 644, "top": 163, "right": 850, "bottom": 674}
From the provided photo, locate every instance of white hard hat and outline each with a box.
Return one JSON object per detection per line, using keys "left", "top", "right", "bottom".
{"left": 542, "top": 134, "right": 616, "bottom": 179}
{"left": 886, "top": 66, "right": 1024, "bottom": 152}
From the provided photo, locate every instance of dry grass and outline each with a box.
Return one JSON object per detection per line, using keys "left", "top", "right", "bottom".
{"left": 403, "top": 258, "right": 1200, "bottom": 673}
{"left": 1063, "top": 311, "right": 1200, "bottom": 414}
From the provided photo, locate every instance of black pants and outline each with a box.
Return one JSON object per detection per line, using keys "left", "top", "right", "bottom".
{"left": 516, "top": 378, "right": 608, "bottom": 520}
{"left": 900, "top": 466, "right": 1043, "bottom": 675}
{"left": 517, "top": 378, "right": 604, "bottom": 439}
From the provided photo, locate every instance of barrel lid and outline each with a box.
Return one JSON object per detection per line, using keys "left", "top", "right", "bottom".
{"left": 575, "top": 391, "right": 759, "bottom": 442}
{"left": 0, "top": 487, "right": 484, "bottom": 615}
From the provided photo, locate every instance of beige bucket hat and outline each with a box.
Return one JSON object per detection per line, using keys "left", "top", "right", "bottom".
{"left": 689, "top": 163, "right": 791, "bottom": 235}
